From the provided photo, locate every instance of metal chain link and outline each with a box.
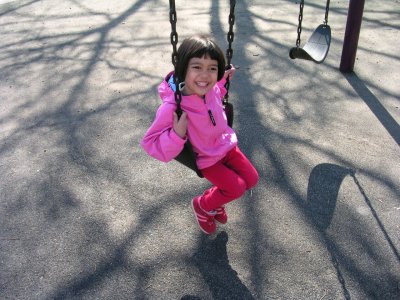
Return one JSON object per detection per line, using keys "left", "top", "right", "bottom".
{"left": 168, "top": 0, "right": 182, "bottom": 116}
{"left": 226, "top": 0, "right": 236, "bottom": 66}
{"left": 169, "top": 0, "right": 178, "bottom": 67}
{"left": 224, "top": 0, "right": 236, "bottom": 102}
{"left": 296, "top": 0, "right": 330, "bottom": 47}
{"left": 295, "top": 0, "right": 304, "bottom": 48}
{"left": 324, "top": 0, "right": 330, "bottom": 25}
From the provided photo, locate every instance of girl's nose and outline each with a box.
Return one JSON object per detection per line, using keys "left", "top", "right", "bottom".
{"left": 200, "top": 69, "right": 211, "bottom": 77}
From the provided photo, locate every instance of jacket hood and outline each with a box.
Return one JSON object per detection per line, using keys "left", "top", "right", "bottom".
{"left": 158, "top": 71, "right": 176, "bottom": 104}
{"left": 157, "top": 71, "right": 204, "bottom": 109}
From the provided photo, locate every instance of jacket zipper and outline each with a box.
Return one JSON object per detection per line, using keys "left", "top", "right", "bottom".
{"left": 203, "top": 97, "right": 216, "bottom": 126}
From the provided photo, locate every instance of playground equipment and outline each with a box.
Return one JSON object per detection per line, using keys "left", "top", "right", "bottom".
{"left": 340, "top": 0, "right": 366, "bottom": 72}
{"left": 165, "top": 0, "right": 366, "bottom": 176}
{"left": 289, "top": 0, "right": 331, "bottom": 63}
{"left": 168, "top": 0, "right": 236, "bottom": 177}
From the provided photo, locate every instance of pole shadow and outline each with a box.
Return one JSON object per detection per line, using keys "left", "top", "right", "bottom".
{"left": 343, "top": 72, "right": 400, "bottom": 146}
{"left": 182, "top": 231, "right": 254, "bottom": 300}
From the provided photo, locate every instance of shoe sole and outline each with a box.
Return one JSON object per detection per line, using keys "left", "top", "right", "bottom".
{"left": 214, "top": 218, "right": 227, "bottom": 225}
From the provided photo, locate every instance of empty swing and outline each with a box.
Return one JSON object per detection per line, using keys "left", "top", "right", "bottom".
{"left": 168, "top": 0, "right": 236, "bottom": 178}
{"left": 289, "top": 0, "right": 331, "bottom": 63}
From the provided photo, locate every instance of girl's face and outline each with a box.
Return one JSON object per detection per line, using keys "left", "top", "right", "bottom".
{"left": 182, "top": 55, "right": 218, "bottom": 97}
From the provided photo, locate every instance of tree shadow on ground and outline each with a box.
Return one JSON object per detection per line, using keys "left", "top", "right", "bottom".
{"left": 2, "top": 0, "right": 399, "bottom": 299}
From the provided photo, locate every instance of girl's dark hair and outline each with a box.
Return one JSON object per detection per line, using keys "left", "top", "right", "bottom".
{"left": 176, "top": 35, "right": 226, "bottom": 82}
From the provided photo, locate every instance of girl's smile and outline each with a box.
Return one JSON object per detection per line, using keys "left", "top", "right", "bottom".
{"left": 182, "top": 56, "right": 219, "bottom": 96}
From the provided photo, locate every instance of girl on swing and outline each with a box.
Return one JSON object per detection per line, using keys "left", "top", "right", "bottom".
{"left": 141, "top": 35, "right": 258, "bottom": 234}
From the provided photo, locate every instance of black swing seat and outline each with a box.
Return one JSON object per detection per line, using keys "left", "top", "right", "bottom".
{"left": 175, "top": 141, "right": 204, "bottom": 178}
{"left": 290, "top": 24, "right": 331, "bottom": 64}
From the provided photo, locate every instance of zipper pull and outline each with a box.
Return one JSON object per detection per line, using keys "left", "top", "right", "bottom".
{"left": 208, "top": 110, "right": 216, "bottom": 126}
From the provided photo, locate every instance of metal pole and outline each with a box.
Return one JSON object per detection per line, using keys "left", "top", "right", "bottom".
{"left": 340, "top": 0, "right": 365, "bottom": 72}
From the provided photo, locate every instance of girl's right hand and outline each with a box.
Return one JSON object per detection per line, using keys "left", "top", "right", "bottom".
{"left": 173, "top": 111, "right": 187, "bottom": 138}
{"left": 224, "top": 64, "right": 235, "bottom": 80}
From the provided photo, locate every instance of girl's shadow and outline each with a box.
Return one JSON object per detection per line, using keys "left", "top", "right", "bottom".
{"left": 182, "top": 231, "right": 254, "bottom": 300}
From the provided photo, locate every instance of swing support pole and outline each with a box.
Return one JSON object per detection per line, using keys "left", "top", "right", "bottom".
{"left": 340, "top": 0, "right": 365, "bottom": 72}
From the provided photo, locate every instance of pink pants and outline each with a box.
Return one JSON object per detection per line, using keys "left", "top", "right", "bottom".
{"left": 200, "top": 146, "right": 259, "bottom": 212}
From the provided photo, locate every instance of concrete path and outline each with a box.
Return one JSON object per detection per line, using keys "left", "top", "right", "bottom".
{"left": 1, "top": 0, "right": 399, "bottom": 299}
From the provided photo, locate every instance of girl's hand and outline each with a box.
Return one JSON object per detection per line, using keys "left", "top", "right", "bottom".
{"left": 223, "top": 64, "right": 235, "bottom": 80}
{"left": 173, "top": 111, "right": 187, "bottom": 138}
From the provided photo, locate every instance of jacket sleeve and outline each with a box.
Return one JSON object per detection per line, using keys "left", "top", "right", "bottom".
{"left": 140, "top": 102, "right": 186, "bottom": 162}
{"left": 216, "top": 77, "right": 227, "bottom": 99}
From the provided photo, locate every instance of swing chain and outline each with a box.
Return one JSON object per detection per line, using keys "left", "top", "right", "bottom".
{"left": 295, "top": 0, "right": 304, "bottom": 48}
{"left": 295, "top": 0, "right": 330, "bottom": 48}
{"left": 169, "top": 0, "right": 182, "bottom": 116}
{"left": 324, "top": 0, "right": 330, "bottom": 25}
{"left": 169, "top": 0, "right": 178, "bottom": 67}
{"left": 224, "top": 0, "right": 236, "bottom": 102}
{"left": 226, "top": 0, "right": 236, "bottom": 66}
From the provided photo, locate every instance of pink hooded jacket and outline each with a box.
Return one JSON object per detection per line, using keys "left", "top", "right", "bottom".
{"left": 140, "top": 71, "right": 238, "bottom": 170}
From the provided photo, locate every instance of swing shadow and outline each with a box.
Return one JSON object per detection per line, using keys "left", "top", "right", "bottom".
{"left": 306, "top": 163, "right": 354, "bottom": 232}
{"left": 181, "top": 231, "right": 255, "bottom": 300}
{"left": 306, "top": 163, "right": 400, "bottom": 299}
{"left": 343, "top": 72, "right": 400, "bottom": 146}
{"left": 306, "top": 163, "right": 354, "bottom": 299}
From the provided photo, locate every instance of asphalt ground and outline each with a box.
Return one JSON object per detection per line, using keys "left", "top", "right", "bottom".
{"left": 0, "top": 0, "right": 399, "bottom": 299}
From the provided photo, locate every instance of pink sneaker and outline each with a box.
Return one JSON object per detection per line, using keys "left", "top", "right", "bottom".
{"left": 191, "top": 196, "right": 217, "bottom": 234}
{"left": 214, "top": 206, "right": 228, "bottom": 224}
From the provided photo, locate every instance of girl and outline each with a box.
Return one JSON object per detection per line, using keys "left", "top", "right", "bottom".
{"left": 141, "top": 35, "right": 258, "bottom": 234}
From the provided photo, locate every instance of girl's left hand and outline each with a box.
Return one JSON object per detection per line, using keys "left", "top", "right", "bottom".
{"left": 173, "top": 111, "right": 187, "bottom": 139}
{"left": 223, "top": 64, "right": 235, "bottom": 80}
